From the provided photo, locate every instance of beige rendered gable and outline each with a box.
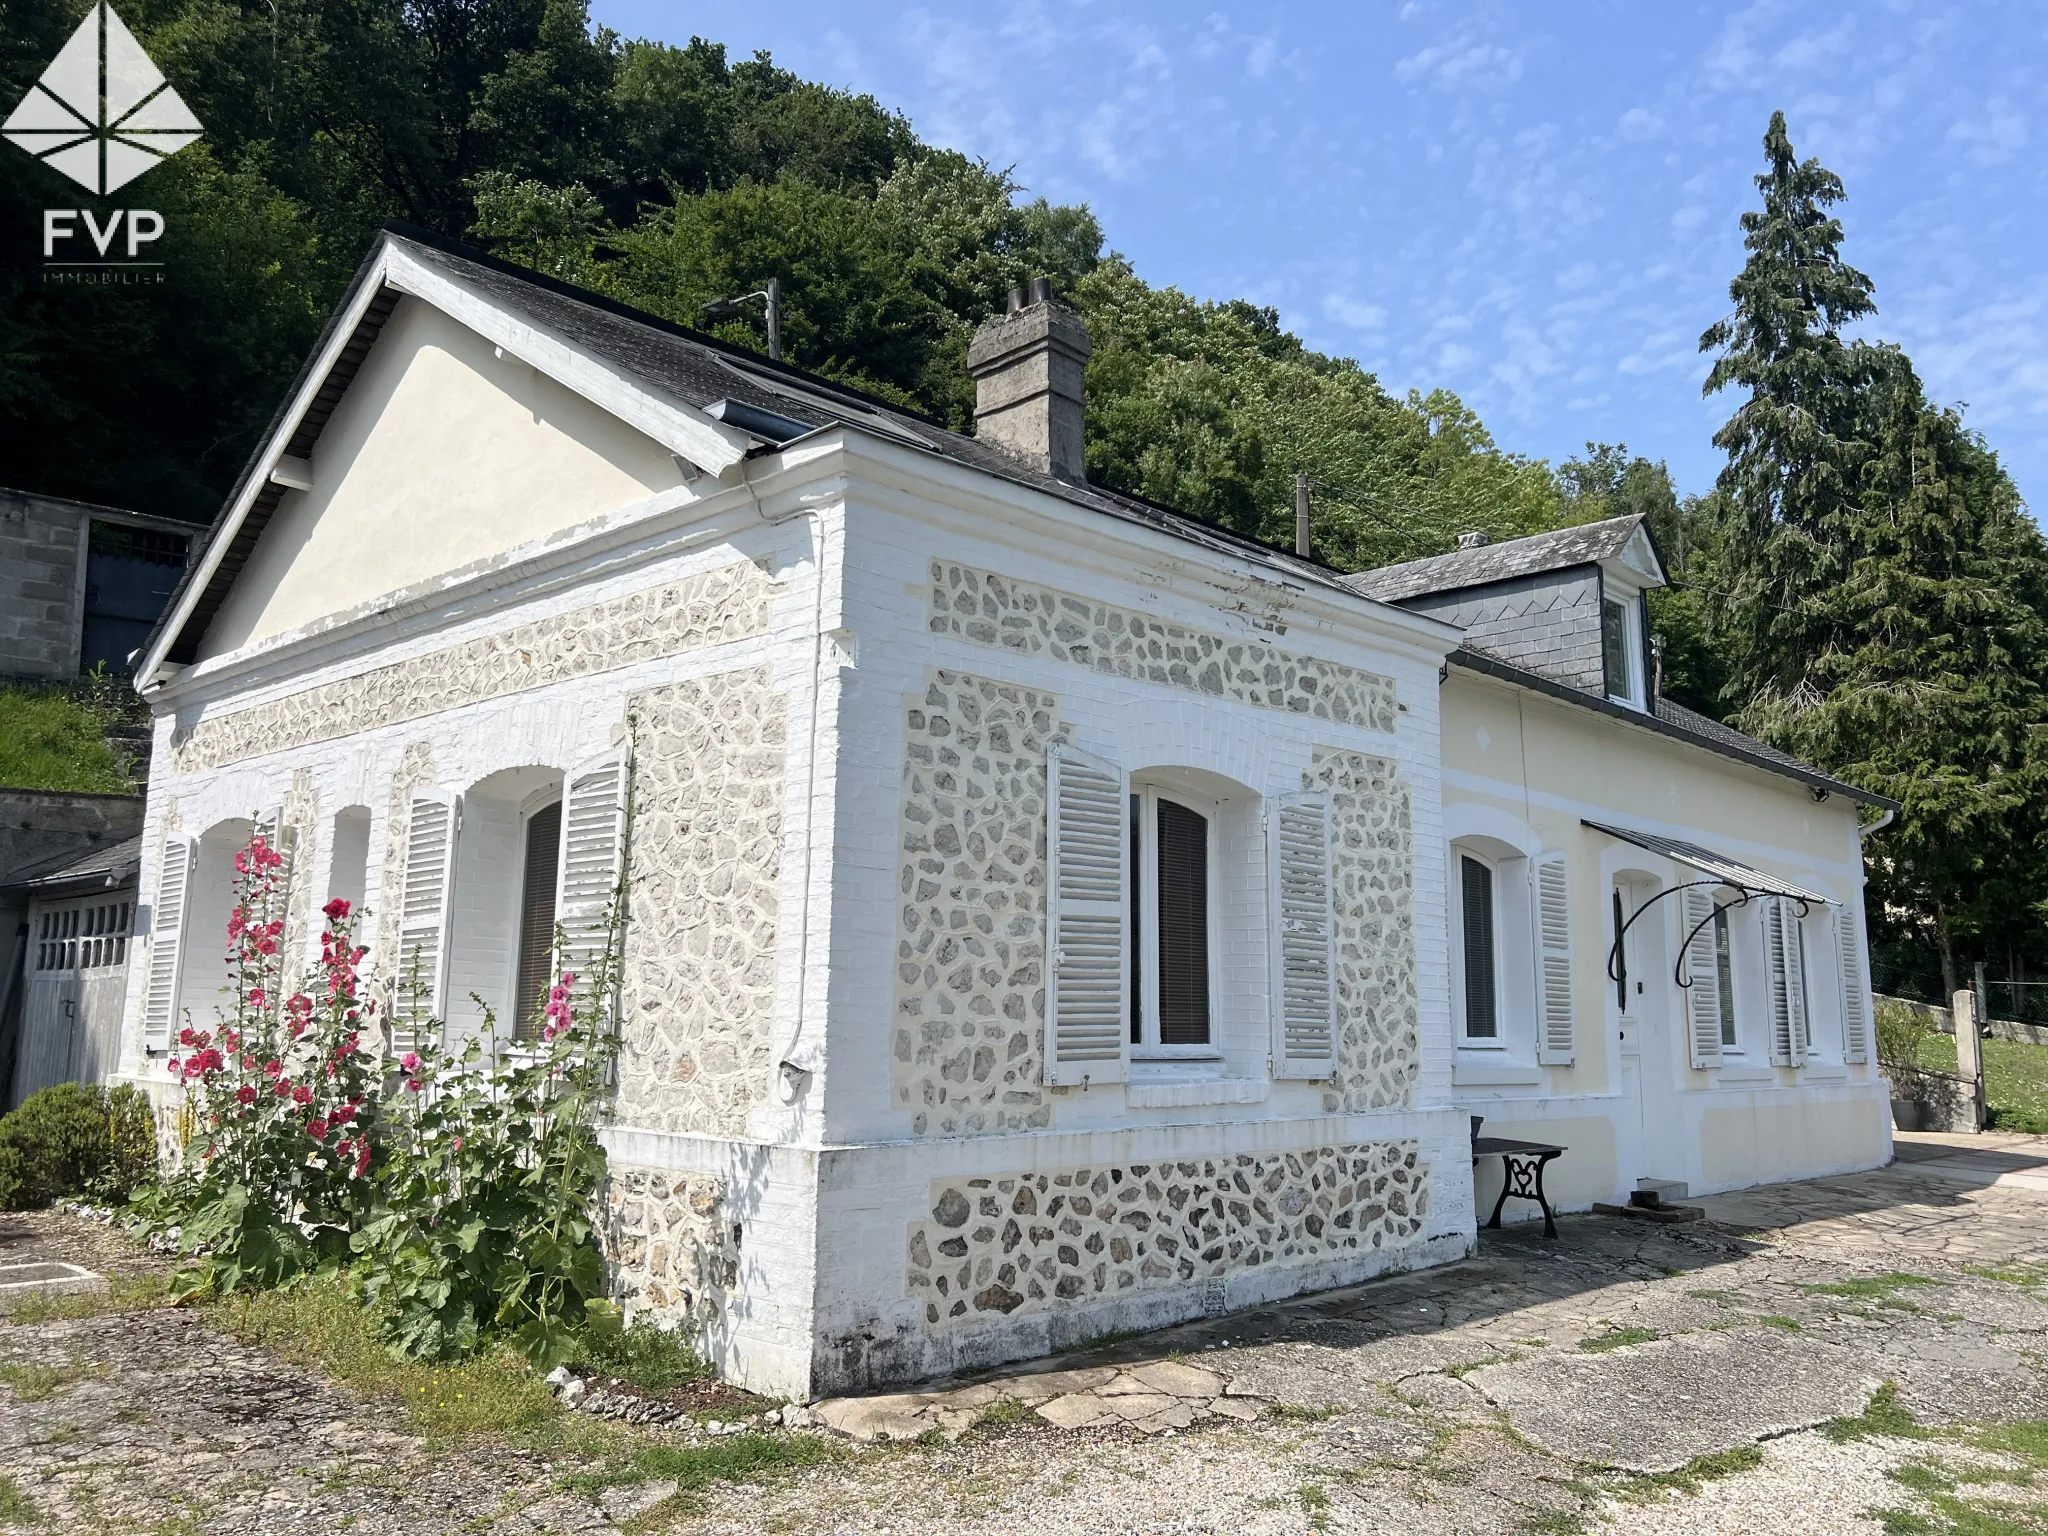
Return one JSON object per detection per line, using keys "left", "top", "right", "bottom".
{"left": 198, "top": 295, "right": 687, "bottom": 660}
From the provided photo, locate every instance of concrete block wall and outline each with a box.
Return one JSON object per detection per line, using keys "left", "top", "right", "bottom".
{"left": 0, "top": 487, "right": 197, "bottom": 681}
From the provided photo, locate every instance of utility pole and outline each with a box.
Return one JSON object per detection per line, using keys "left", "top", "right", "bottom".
{"left": 1295, "top": 471, "right": 1311, "bottom": 558}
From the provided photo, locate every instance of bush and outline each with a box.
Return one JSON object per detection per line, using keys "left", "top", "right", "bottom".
{"left": 0, "top": 1081, "right": 156, "bottom": 1209}
{"left": 1875, "top": 999, "right": 1935, "bottom": 1074}
{"left": 574, "top": 1300, "right": 711, "bottom": 1390}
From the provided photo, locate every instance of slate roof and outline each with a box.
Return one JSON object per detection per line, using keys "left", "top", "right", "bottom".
{"left": 146, "top": 226, "right": 1370, "bottom": 669}
{"left": 1342, "top": 514, "right": 1659, "bottom": 604}
{"left": 2, "top": 835, "right": 144, "bottom": 895}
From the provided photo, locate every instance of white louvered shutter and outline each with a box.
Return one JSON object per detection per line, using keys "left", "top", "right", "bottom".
{"left": 1533, "top": 853, "right": 1575, "bottom": 1065}
{"left": 394, "top": 790, "right": 459, "bottom": 1042}
{"left": 1764, "top": 899, "right": 1800, "bottom": 1066}
{"left": 554, "top": 752, "right": 629, "bottom": 1015}
{"left": 1785, "top": 901, "right": 1812, "bottom": 1060}
{"left": 141, "top": 834, "right": 194, "bottom": 1054}
{"left": 1044, "top": 742, "right": 1129, "bottom": 1086}
{"left": 1269, "top": 791, "right": 1336, "bottom": 1078}
{"left": 1682, "top": 883, "right": 1724, "bottom": 1069}
{"left": 1838, "top": 905, "right": 1871, "bottom": 1064}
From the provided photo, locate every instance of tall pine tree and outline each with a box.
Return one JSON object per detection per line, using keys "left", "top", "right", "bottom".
{"left": 1701, "top": 114, "right": 2048, "bottom": 990}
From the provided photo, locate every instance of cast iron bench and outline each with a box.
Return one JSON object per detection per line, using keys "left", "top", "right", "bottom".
{"left": 1472, "top": 1135, "right": 1565, "bottom": 1240}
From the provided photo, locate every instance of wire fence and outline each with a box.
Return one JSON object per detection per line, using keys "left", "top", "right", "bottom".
{"left": 1870, "top": 941, "right": 2048, "bottom": 1026}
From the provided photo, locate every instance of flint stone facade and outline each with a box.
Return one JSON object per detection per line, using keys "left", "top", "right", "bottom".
{"left": 115, "top": 233, "right": 1479, "bottom": 1403}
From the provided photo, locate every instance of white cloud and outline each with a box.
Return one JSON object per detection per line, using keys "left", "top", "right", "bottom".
{"left": 1948, "top": 100, "right": 2027, "bottom": 166}
{"left": 1395, "top": 34, "right": 1523, "bottom": 90}
{"left": 1323, "top": 294, "right": 1388, "bottom": 329}
{"left": 1618, "top": 107, "right": 1662, "bottom": 142}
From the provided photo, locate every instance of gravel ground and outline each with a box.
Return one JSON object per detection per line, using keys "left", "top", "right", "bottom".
{"left": 2, "top": 1146, "right": 2046, "bottom": 1535}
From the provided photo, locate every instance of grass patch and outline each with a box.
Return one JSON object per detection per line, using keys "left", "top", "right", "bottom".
{"left": 968, "top": 1395, "right": 1037, "bottom": 1433}
{"left": 1688, "top": 1288, "right": 1741, "bottom": 1304}
{"left": 1800, "top": 1273, "right": 1943, "bottom": 1309}
{"left": 573, "top": 1316, "right": 710, "bottom": 1392}
{"left": 1915, "top": 1034, "right": 2048, "bottom": 1137}
{"left": 1757, "top": 1314, "right": 1804, "bottom": 1332}
{"left": 227, "top": 1281, "right": 558, "bottom": 1442}
{"left": 1297, "top": 1482, "right": 1330, "bottom": 1521}
{"left": 1520, "top": 1511, "right": 1590, "bottom": 1534}
{"left": 562, "top": 1433, "right": 830, "bottom": 1507}
{"left": 0, "top": 1271, "right": 173, "bottom": 1323}
{"left": 1446, "top": 1353, "right": 1519, "bottom": 1379}
{"left": 1269, "top": 1401, "right": 1344, "bottom": 1422}
{"left": 0, "top": 1358, "right": 97, "bottom": 1402}
{"left": 1578, "top": 1327, "right": 1660, "bottom": 1354}
{"left": 1964, "top": 1262, "right": 2048, "bottom": 1291}
{"left": 0, "top": 682, "right": 127, "bottom": 793}
{"left": 1823, "top": 1384, "right": 1929, "bottom": 1444}
{"left": 0, "top": 1474, "right": 39, "bottom": 1524}
{"left": 1613, "top": 1444, "right": 1765, "bottom": 1502}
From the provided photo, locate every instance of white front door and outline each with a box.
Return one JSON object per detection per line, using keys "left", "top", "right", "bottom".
{"left": 1614, "top": 875, "right": 1686, "bottom": 1183}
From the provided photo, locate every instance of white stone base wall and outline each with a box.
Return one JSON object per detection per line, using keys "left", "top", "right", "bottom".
{"left": 805, "top": 1107, "right": 1475, "bottom": 1396}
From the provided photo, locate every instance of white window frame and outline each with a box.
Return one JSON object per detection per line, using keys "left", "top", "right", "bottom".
{"left": 1710, "top": 902, "right": 1743, "bottom": 1054}
{"left": 1602, "top": 584, "right": 1646, "bottom": 709}
{"left": 1452, "top": 847, "right": 1506, "bottom": 1048}
{"left": 1131, "top": 782, "right": 1222, "bottom": 1060}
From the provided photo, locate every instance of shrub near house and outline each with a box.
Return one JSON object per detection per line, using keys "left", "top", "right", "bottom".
{"left": 130, "top": 833, "right": 625, "bottom": 1366}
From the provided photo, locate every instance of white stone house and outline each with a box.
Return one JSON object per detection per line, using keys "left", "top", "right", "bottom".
{"left": 116, "top": 230, "right": 1890, "bottom": 1398}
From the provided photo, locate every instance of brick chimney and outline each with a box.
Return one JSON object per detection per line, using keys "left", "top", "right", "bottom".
{"left": 967, "top": 277, "right": 1091, "bottom": 483}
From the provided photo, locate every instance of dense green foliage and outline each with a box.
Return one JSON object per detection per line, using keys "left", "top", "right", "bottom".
{"left": 1693, "top": 112, "right": 2048, "bottom": 988}
{"left": 1, "top": 0, "right": 1563, "bottom": 550}
{"left": 0, "top": 680, "right": 131, "bottom": 792}
{"left": 0, "top": 1081, "right": 155, "bottom": 1209}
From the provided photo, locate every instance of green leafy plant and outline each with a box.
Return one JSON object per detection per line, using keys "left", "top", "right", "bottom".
{"left": 130, "top": 826, "right": 629, "bottom": 1369}
{"left": 572, "top": 1301, "right": 709, "bottom": 1390}
{"left": 0, "top": 1081, "right": 155, "bottom": 1209}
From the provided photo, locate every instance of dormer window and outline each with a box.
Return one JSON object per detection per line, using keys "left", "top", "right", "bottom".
{"left": 1603, "top": 595, "right": 1642, "bottom": 707}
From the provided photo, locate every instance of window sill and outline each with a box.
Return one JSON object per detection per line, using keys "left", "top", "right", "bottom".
{"left": 1713, "top": 1065, "right": 1775, "bottom": 1084}
{"left": 1453, "top": 1059, "right": 1543, "bottom": 1087}
{"left": 1127, "top": 1078, "right": 1271, "bottom": 1108}
{"left": 1800, "top": 1064, "right": 1849, "bottom": 1082}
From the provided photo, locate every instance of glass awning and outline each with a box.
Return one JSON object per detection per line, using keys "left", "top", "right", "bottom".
{"left": 1581, "top": 820, "right": 1832, "bottom": 905}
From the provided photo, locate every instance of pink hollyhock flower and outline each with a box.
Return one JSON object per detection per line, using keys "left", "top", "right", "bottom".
{"left": 236, "top": 1085, "right": 256, "bottom": 1105}
{"left": 451, "top": 1135, "right": 463, "bottom": 1152}
{"left": 234, "top": 851, "right": 250, "bottom": 876}
{"left": 199, "top": 1048, "right": 223, "bottom": 1071}
{"left": 167, "top": 1057, "right": 182, "bottom": 1074}
{"left": 259, "top": 939, "right": 278, "bottom": 956}
{"left": 292, "top": 1084, "right": 312, "bottom": 1105}
{"left": 354, "top": 1144, "right": 372, "bottom": 1178}
{"left": 263, "top": 1060, "right": 282, "bottom": 1078}
{"left": 274, "top": 1080, "right": 292, "bottom": 1098}
{"left": 179, "top": 1026, "right": 195, "bottom": 1046}
{"left": 307, "top": 1118, "right": 328, "bottom": 1141}
{"left": 323, "top": 897, "right": 351, "bottom": 921}
{"left": 249, "top": 989, "right": 266, "bottom": 1009}
{"left": 548, "top": 985, "right": 568, "bottom": 1006}
{"left": 400, "top": 1052, "right": 420, "bottom": 1072}
{"left": 405, "top": 1077, "right": 422, "bottom": 1093}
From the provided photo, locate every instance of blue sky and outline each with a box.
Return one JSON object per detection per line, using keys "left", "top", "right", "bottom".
{"left": 591, "top": 1, "right": 2048, "bottom": 508}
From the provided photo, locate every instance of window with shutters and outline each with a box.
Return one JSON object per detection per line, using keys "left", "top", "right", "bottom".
{"left": 439, "top": 766, "right": 562, "bottom": 1043}
{"left": 1447, "top": 836, "right": 1539, "bottom": 1060}
{"left": 1130, "top": 783, "right": 1217, "bottom": 1054}
{"left": 326, "top": 806, "right": 371, "bottom": 920}
{"left": 175, "top": 819, "right": 259, "bottom": 1030}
